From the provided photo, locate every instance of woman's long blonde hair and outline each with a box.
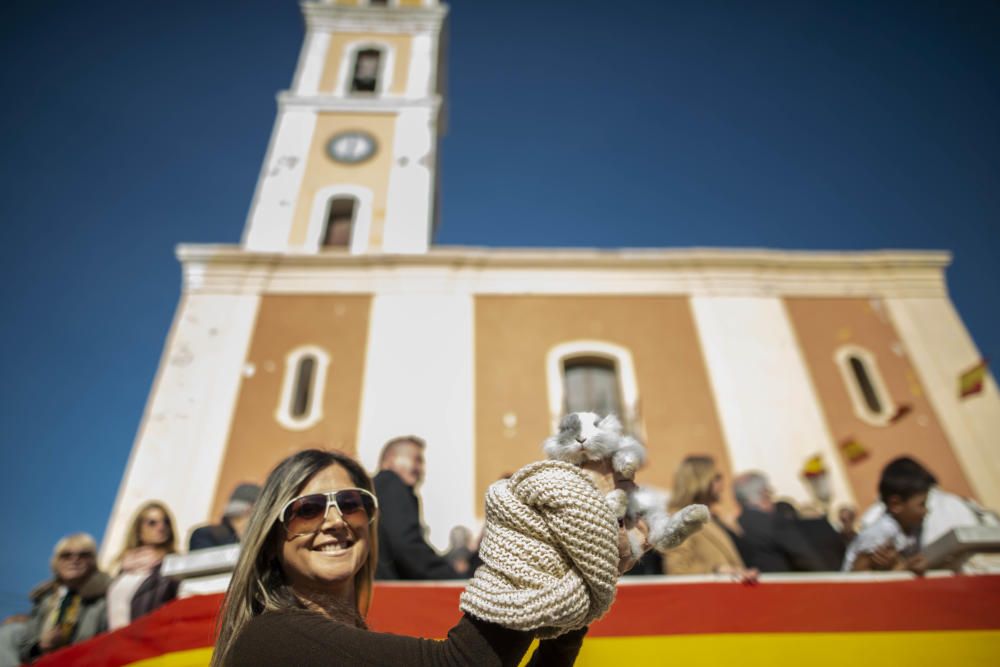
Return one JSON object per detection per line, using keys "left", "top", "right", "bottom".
{"left": 211, "top": 449, "right": 379, "bottom": 667}
{"left": 669, "top": 455, "right": 718, "bottom": 511}
{"left": 114, "top": 501, "right": 177, "bottom": 569}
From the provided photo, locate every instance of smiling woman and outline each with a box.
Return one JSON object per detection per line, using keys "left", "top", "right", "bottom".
{"left": 211, "top": 449, "right": 634, "bottom": 667}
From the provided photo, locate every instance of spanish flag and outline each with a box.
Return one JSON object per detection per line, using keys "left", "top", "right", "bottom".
{"left": 959, "top": 359, "right": 989, "bottom": 398}
{"left": 32, "top": 577, "right": 1000, "bottom": 666}
{"left": 801, "top": 454, "right": 826, "bottom": 479}
{"left": 839, "top": 437, "right": 869, "bottom": 464}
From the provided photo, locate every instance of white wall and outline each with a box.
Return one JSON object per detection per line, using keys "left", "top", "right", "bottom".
{"left": 242, "top": 110, "right": 317, "bottom": 252}
{"left": 692, "top": 296, "right": 856, "bottom": 509}
{"left": 382, "top": 106, "right": 436, "bottom": 253}
{"left": 354, "top": 292, "right": 476, "bottom": 550}
{"left": 100, "top": 294, "right": 260, "bottom": 566}
{"left": 886, "top": 296, "right": 1000, "bottom": 510}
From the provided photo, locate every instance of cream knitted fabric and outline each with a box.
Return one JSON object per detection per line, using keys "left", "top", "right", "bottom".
{"left": 459, "top": 460, "right": 619, "bottom": 637}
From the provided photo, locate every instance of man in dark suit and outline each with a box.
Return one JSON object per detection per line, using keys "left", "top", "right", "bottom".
{"left": 373, "top": 436, "right": 462, "bottom": 580}
{"left": 188, "top": 483, "right": 260, "bottom": 551}
{"left": 732, "top": 472, "right": 826, "bottom": 572}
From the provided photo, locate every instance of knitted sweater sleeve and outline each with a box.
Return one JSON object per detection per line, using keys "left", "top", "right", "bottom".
{"left": 225, "top": 611, "right": 586, "bottom": 667}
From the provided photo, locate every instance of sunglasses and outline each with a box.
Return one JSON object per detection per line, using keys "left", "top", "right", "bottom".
{"left": 279, "top": 488, "right": 378, "bottom": 537}
{"left": 58, "top": 551, "right": 94, "bottom": 560}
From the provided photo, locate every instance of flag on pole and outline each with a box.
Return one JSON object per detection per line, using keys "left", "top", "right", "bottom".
{"left": 889, "top": 403, "right": 912, "bottom": 423}
{"left": 801, "top": 454, "right": 826, "bottom": 479}
{"left": 959, "top": 360, "right": 989, "bottom": 398}
{"left": 839, "top": 437, "right": 869, "bottom": 464}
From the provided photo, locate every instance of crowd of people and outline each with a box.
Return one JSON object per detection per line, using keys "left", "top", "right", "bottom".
{"left": 2, "top": 432, "right": 996, "bottom": 664}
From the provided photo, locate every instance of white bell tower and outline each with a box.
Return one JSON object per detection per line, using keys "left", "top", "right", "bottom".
{"left": 242, "top": 0, "right": 448, "bottom": 255}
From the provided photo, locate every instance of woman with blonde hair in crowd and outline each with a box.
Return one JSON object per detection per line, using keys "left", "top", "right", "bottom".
{"left": 211, "top": 448, "right": 644, "bottom": 666}
{"left": 106, "top": 501, "right": 179, "bottom": 631}
{"left": 664, "top": 455, "right": 757, "bottom": 581}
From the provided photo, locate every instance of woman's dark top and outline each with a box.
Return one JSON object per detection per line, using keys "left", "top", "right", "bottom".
{"left": 225, "top": 611, "right": 587, "bottom": 667}
{"left": 130, "top": 563, "right": 179, "bottom": 621}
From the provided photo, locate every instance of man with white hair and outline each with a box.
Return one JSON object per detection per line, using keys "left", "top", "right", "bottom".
{"left": 733, "top": 472, "right": 826, "bottom": 572}
{"left": 15, "top": 533, "right": 110, "bottom": 663}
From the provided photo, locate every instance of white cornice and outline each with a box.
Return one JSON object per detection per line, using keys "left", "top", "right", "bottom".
{"left": 301, "top": 1, "right": 448, "bottom": 34}
{"left": 176, "top": 245, "right": 951, "bottom": 299}
{"left": 277, "top": 91, "right": 442, "bottom": 113}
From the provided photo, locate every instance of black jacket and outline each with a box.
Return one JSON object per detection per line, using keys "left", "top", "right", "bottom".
{"left": 794, "top": 517, "right": 848, "bottom": 571}
{"left": 736, "top": 508, "right": 826, "bottom": 572}
{"left": 373, "top": 470, "right": 461, "bottom": 580}
{"left": 130, "top": 562, "right": 179, "bottom": 622}
{"left": 189, "top": 518, "right": 240, "bottom": 551}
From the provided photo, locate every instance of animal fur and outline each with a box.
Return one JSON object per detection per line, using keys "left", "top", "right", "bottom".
{"left": 628, "top": 486, "right": 710, "bottom": 554}
{"left": 544, "top": 412, "right": 709, "bottom": 555}
{"left": 543, "top": 412, "right": 623, "bottom": 466}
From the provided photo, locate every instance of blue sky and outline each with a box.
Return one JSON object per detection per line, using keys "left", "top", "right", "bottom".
{"left": 1, "top": 0, "right": 998, "bottom": 616}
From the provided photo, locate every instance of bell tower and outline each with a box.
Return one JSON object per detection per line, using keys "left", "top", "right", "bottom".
{"left": 243, "top": 0, "right": 448, "bottom": 255}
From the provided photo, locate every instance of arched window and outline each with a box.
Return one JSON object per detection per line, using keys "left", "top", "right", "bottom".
{"left": 848, "top": 355, "right": 881, "bottom": 414}
{"left": 350, "top": 48, "right": 382, "bottom": 94}
{"left": 546, "top": 340, "right": 641, "bottom": 435}
{"left": 336, "top": 42, "right": 395, "bottom": 97}
{"left": 563, "top": 357, "right": 623, "bottom": 418}
{"left": 322, "top": 196, "right": 357, "bottom": 248}
{"left": 835, "top": 345, "right": 894, "bottom": 426}
{"left": 290, "top": 355, "right": 316, "bottom": 418}
{"left": 276, "top": 346, "right": 330, "bottom": 431}
{"left": 305, "top": 185, "right": 373, "bottom": 254}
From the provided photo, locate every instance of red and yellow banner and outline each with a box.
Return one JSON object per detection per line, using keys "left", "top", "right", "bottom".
{"left": 34, "top": 576, "right": 1000, "bottom": 666}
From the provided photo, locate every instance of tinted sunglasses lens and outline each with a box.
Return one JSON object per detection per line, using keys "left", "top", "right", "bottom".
{"left": 335, "top": 490, "right": 375, "bottom": 521}
{"left": 285, "top": 494, "right": 328, "bottom": 534}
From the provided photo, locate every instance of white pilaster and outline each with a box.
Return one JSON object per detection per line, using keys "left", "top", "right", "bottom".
{"left": 355, "top": 292, "right": 475, "bottom": 550}
{"left": 886, "top": 297, "right": 1000, "bottom": 510}
{"left": 692, "top": 296, "right": 856, "bottom": 509}
{"left": 242, "top": 109, "right": 317, "bottom": 252}
{"left": 292, "top": 30, "right": 332, "bottom": 95}
{"left": 406, "top": 32, "right": 434, "bottom": 99}
{"left": 100, "top": 294, "right": 260, "bottom": 567}
{"left": 381, "top": 106, "right": 435, "bottom": 253}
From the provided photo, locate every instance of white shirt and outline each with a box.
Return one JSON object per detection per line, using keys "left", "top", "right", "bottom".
{"left": 106, "top": 571, "right": 148, "bottom": 631}
{"left": 859, "top": 486, "right": 996, "bottom": 549}
{"left": 843, "top": 513, "right": 915, "bottom": 571}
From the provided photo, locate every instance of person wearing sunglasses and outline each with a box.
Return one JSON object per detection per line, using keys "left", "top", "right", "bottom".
{"left": 212, "top": 448, "right": 643, "bottom": 667}
{"left": 106, "top": 501, "right": 180, "bottom": 631}
{"left": 15, "top": 533, "right": 109, "bottom": 664}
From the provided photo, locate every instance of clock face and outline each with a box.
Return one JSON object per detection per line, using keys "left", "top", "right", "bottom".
{"left": 327, "top": 131, "right": 377, "bottom": 164}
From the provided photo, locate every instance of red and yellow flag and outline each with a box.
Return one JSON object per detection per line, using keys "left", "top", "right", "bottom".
{"left": 839, "top": 437, "right": 869, "bottom": 464}
{"left": 33, "top": 576, "right": 1000, "bottom": 666}
{"left": 959, "top": 359, "right": 989, "bottom": 398}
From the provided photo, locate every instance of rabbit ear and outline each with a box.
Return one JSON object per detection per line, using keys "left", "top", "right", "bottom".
{"left": 597, "top": 413, "right": 623, "bottom": 433}
{"left": 558, "top": 412, "right": 582, "bottom": 435}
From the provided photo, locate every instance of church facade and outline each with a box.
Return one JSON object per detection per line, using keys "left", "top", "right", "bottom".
{"left": 102, "top": 0, "right": 1000, "bottom": 560}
